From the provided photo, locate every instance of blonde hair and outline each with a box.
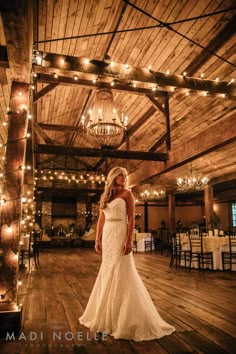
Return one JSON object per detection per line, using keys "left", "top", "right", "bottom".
{"left": 100, "top": 167, "right": 128, "bottom": 209}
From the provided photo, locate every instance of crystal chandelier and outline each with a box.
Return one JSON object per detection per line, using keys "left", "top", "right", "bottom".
{"left": 177, "top": 165, "right": 209, "bottom": 192}
{"left": 84, "top": 89, "right": 128, "bottom": 147}
{"left": 139, "top": 184, "right": 166, "bottom": 201}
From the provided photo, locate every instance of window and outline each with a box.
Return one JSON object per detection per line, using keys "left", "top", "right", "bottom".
{"left": 232, "top": 203, "right": 236, "bottom": 227}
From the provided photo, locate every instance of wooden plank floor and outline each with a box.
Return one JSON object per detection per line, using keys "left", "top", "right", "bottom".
{"left": 1, "top": 248, "right": 236, "bottom": 354}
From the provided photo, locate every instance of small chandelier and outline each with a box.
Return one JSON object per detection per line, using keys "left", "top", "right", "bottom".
{"left": 84, "top": 89, "right": 128, "bottom": 147}
{"left": 139, "top": 184, "right": 166, "bottom": 201}
{"left": 177, "top": 165, "right": 209, "bottom": 192}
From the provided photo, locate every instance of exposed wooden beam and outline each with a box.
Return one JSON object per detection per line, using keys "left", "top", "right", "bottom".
{"left": 126, "top": 106, "right": 156, "bottom": 136}
{"left": 185, "top": 15, "right": 236, "bottom": 76}
{"left": 93, "top": 157, "right": 106, "bottom": 170}
{"left": 33, "top": 83, "right": 59, "bottom": 103}
{"left": 36, "top": 154, "right": 94, "bottom": 171}
{"left": 211, "top": 172, "right": 236, "bottom": 185}
{"left": 146, "top": 95, "right": 166, "bottom": 115}
{"left": 32, "top": 51, "right": 236, "bottom": 98}
{"left": 128, "top": 110, "right": 236, "bottom": 187}
{"left": 0, "top": 68, "right": 8, "bottom": 85}
{"left": 148, "top": 132, "right": 167, "bottom": 152}
{"left": 164, "top": 93, "right": 171, "bottom": 150}
{"left": 146, "top": 93, "right": 171, "bottom": 150}
{"left": 35, "top": 72, "right": 165, "bottom": 97}
{"left": 35, "top": 144, "right": 168, "bottom": 161}
{"left": 34, "top": 123, "right": 56, "bottom": 145}
{"left": 0, "top": 45, "right": 9, "bottom": 68}
{"left": 38, "top": 123, "right": 83, "bottom": 133}
{"left": 1, "top": 2, "right": 33, "bottom": 83}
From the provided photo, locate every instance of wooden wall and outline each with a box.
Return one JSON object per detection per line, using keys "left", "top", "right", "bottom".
{"left": 135, "top": 203, "right": 232, "bottom": 232}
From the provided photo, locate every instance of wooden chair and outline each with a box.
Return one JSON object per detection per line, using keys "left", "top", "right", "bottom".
{"left": 144, "top": 231, "right": 155, "bottom": 252}
{"left": 188, "top": 234, "right": 213, "bottom": 271}
{"left": 169, "top": 233, "right": 190, "bottom": 269}
{"left": 132, "top": 231, "right": 138, "bottom": 253}
{"left": 20, "top": 230, "right": 42, "bottom": 270}
{"left": 222, "top": 234, "right": 236, "bottom": 271}
{"left": 31, "top": 230, "right": 42, "bottom": 267}
{"left": 158, "top": 228, "right": 171, "bottom": 255}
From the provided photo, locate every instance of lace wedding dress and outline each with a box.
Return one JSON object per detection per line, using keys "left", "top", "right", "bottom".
{"left": 79, "top": 198, "right": 175, "bottom": 341}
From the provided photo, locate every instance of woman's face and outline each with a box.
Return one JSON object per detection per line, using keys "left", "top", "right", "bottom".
{"left": 115, "top": 172, "right": 127, "bottom": 187}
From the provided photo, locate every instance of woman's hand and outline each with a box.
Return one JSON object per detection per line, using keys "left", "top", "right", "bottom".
{"left": 123, "top": 239, "right": 133, "bottom": 255}
{"left": 95, "top": 240, "right": 102, "bottom": 254}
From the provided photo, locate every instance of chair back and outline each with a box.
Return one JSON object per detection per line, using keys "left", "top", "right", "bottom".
{"left": 229, "top": 234, "right": 236, "bottom": 254}
{"left": 188, "top": 233, "right": 203, "bottom": 253}
{"left": 31, "top": 230, "right": 42, "bottom": 247}
{"left": 175, "top": 233, "right": 183, "bottom": 252}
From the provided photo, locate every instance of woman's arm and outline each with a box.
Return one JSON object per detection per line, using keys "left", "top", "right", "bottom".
{"left": 123, "top": 190, "right": 135, "bottom": 255}
{"left": 95, "top": 209, "right": 105, "bottom": 254}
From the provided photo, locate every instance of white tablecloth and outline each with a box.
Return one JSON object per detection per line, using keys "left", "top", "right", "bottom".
{"left": 180, "top": 235, "right": 234, "bottom": 270}
{"left": 133, "top": 233, "right": 151, "bottom": 252}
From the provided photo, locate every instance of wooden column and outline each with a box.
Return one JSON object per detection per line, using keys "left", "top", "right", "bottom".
{"left": 0, "top": 82, "right": 29, "bottom": 320}
{"left": 144, "top": 201, "right": 148, "bottom": 232}
{"left": 204, "top": 185, "right": 214, "bottom": 230}
{"left": 168, "top": 194, "right": 176, "bottom": 231}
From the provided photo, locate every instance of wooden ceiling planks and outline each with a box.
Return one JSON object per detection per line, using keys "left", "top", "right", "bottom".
{"left": 0, "top": 0, "right": 235, "bottom": 196}
{"left": 156, "top": 0, "right": 225, "bottom": 73}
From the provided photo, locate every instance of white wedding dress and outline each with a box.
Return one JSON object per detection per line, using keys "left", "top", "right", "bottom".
{"left": 79, "top": 198, "right": 175, "bottom": 341}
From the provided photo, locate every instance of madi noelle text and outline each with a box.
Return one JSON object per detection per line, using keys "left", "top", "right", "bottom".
{"left": 6, "top": 331, "right": 108, "bottom": 341}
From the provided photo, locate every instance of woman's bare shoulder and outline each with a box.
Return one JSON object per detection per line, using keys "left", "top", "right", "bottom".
{"left": 123, "top": 189, "right": 134, "bottom": 198}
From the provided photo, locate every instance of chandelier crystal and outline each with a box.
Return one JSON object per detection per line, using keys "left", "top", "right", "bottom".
{"left": 177, "top": 165, "right": 209, "bottom": 192}
{"left": 85, "top": 89, "right": 128, "bottom": 147}
{"left": 139, "top": 184, "right": 166, "bottom": 201}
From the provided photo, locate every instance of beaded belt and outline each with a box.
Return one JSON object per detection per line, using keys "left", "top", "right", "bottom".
{"left": 106, "top": 218, "right": 124, "bottom": 222}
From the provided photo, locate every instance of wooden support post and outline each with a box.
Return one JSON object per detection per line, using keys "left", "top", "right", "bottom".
{"left": 168, "top": 194, "right": 175, "bottom": 231}
{"left": 0, "top": 82, "right": 29, "bottom": 335}
{"left": 164, "top": 92, "right": 171, "bottom": 150}
{"left": 204, "top": 185, "right": 214, "bottom": 231}
{"left": 144, "top": 201, "right": 148, "bottom": 233}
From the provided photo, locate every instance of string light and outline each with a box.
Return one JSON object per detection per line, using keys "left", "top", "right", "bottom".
{"left": 34, "top": 169, "right": 106, "bottom": 185}
{"left": 227, "top": 78, "right": 235, "bottom": 85}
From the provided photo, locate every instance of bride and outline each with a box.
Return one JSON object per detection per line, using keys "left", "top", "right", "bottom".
{"left": 79, "top": 166, "right": 175, "bottom": 341}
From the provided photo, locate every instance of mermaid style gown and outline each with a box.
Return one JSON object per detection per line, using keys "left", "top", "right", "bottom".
{"left": 79, "top": 198, "right": 175, "bottom": 341}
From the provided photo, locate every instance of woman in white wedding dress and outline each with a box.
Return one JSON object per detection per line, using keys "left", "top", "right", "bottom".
{"left": 79, "top": 167, "right": 175, "bottom": 341}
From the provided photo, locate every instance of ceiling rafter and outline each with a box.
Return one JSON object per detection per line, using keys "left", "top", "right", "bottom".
{"left": 34, "top": 123, "right": 56, "bottom": 145}
{"left": 35, "top": 144, "right": 168, "bottom": 162}
{"left": 33, "top": 83, "right": 59, "bottom": 103}
{"left": 32, "top": 53, "right": 236, "bottom": 98}
{"left": 38, "top": 123, "right": 83, "bottom": 132}
{"left": 184, "top": 14, "right": 236, "bottom": 76}
{"left": 128, "top": 110, "right": 236, "bottom": 187}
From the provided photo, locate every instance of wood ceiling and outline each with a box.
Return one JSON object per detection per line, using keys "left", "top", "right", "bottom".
{"left": 0, "top": 0, "right": 235, "bottom": 201}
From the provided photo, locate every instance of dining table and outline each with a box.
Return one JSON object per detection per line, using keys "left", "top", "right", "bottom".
{"left": 133, "top": 232, "right": 152, "bottom": 252}
{"left": 179, "top": 234, "right": 234, "bottom": 270}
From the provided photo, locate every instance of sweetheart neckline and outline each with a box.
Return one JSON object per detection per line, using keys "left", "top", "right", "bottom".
{"left": 108, "top": 197, "right": 125, "bottom": 204}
